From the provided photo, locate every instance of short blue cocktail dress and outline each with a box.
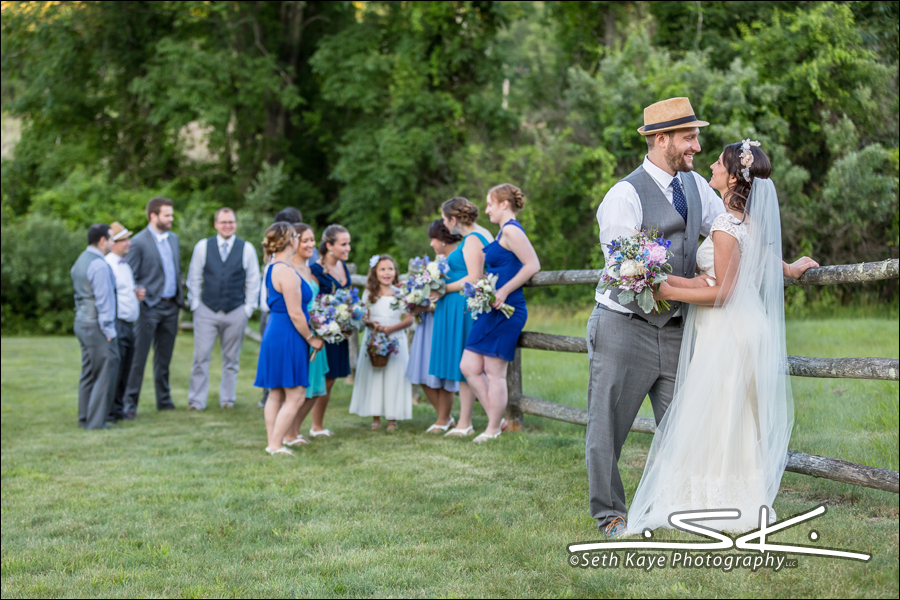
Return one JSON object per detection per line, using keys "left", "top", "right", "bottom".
{"left": 255, "top": 262, "right": 312, "bottom": 389}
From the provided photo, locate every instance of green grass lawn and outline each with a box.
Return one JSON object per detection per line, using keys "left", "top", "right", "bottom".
{"left": 2, "top": 312, "right": 898, "bottom": 598}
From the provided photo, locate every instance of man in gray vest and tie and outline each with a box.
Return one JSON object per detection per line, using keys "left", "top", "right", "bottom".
{"left": 186, "top": 207, "right": 260, "bottom": 410}
{"left": 585, "top": 98, "right": 726, "bottom": 538}
{"left": 71, "top": 223, "right": 121, "bottom": 430}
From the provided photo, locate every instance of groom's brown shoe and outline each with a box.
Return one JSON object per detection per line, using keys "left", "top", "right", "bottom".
{"left": 602, "top": 516, "right": 627, "bottom": 540}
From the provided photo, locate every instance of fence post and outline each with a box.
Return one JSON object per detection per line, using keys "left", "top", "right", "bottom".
{"left": 506, "top": 347, "right": 524, "bottom": 431}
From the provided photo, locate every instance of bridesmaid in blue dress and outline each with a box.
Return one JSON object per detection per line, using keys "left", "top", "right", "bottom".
{"left": 255, "top": 223, "right": 325, "bottom": 456}
{"left": 461, "top": 184, "right": 541, "bottom": 442}
{"left": 429, "top": 197, "right": 493, "bottom": 437}
{"left": 308, "top": 224, "right": 353, "bottom": 438}
{"left": 284, "top": 224, "right": 330, "bottom": 447}
{"left": 406, "top": 220, "right": 462, "bottom": 433}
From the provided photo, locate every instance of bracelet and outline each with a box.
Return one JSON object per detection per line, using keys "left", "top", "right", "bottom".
{"left": 305, "top": 334, "right": 314, "bottom": 342}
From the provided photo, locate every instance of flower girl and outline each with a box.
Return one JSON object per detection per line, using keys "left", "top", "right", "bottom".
{"left": 349, "top": 255, "right": 414, "bottom": 430}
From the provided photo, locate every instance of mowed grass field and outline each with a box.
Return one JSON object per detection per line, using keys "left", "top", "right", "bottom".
{"left": 2, "top": 310, "right": 898, "bottom": 598}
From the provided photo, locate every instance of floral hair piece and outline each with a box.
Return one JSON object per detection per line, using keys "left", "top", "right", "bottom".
{"left": 740, "top": 139, "right": 761, "bottom": 183}
{"left": 369, "top": 254, "right": 381, "bottom": 269}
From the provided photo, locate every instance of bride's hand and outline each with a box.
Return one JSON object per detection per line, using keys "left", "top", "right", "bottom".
{"left": 653, "top": 281, "right": 675, "bottom": 302}
{"left": 784, "top": 257, "right": 819, "bottom": 279}
{"left": 695, "top": 275, "right": 716, "bottom": 288}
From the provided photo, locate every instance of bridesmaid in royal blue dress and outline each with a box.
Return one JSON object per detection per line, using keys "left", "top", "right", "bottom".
{"left": 308, "top": 224, "right": 353, "bottom": 438}
{"left": 255, "top": 223, "right": 325, "bottom": 456}
{"left": 461, "top": 184, "right": 541, "bottom": 442}
{"left": 429, "top": 197, "right": 493, "bottom": 438}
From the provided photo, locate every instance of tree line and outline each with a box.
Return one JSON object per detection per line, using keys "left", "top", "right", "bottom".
{"left": 2, "top": 1, "right": 898, "bottom": 332}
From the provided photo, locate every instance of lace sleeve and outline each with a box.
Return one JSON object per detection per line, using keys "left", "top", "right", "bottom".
{"left": 710, "top": 214, "right": 739, "bottom": 241}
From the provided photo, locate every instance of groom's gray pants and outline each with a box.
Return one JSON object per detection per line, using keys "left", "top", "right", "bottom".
{"left": 586, "top": 303, "right": 684, "bottom": 529}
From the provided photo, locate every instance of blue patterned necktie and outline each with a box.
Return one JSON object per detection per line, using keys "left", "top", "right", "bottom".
{"left": 671, "top": 176, "right": 688, "bottom": 223}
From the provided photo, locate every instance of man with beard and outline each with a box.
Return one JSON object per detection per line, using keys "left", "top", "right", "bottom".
{"left": 122, "top": 197, "right": 186, "bottom": 417}
{"left": 585, "top": 98, "right": 726, "bottom": 538}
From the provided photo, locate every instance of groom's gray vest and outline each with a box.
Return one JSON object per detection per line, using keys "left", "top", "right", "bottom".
{"left": 609, "top": 166, "right": 702, "bottom": 327}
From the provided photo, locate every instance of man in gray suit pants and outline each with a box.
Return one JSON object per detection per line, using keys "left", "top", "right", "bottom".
{"left": 586, "top": 98, "right": 725, "bottom": 538}
{"left": 71, "top": 223, "right": 121, "bottom": 430}
{"left": 122, "top": 197, "right": 186, "bottom": 417}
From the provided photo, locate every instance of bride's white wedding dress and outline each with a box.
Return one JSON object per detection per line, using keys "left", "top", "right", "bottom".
{"left": 627, "top": 178, "right": 794, "bottom": 534}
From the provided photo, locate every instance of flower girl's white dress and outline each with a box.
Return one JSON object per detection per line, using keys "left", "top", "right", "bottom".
{"left": 349, "top": 290, "right": 412, "bottom": 420}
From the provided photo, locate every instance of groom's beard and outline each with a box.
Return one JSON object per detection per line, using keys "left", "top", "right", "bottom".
{"left": 665, "top": 144, "right": 694, "bottom": 173}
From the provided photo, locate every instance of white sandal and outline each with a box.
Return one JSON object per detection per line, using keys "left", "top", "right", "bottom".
{"left": 266, "top": 446, "right": 294, "bottom": 456}
{"left": 283, "top": 435, "right": 309, "bottom": 446}
{"left": 473, "top": 431, "right": 502, "bottom": 443}
{"left": 444, "top": 425, "right": 474, "bottom": 437}
{"left": 425, "top": 416, "right": 456, "bottom": 433}
{"left": 309, "top": 428, "right": 334, "bottom": 438}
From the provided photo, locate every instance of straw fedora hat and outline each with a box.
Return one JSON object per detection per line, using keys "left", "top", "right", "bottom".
{"left": 110, "top": 222, "right": 131, "bottom": 241}
{"left": 637, "top": 97, "right": 709, "bottom": 135}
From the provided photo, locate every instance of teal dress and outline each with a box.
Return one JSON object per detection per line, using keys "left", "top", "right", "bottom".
{"left": 305, "top": 277, "right": 330, "bottom": 397}
{"left": 429, "top": 232, "right": 489, "bottom": 381}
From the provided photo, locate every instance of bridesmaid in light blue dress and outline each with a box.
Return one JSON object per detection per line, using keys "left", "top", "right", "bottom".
{"left": 284, "top": 224, "right": 330, "bottom": 446}
{"left": 407, "top": 220, "right": 462, "bottom": 433}
{"left": 460, "top": 184, "right": 541, "bottom": 442}
{"left": 430, "top": 197, "right": 492, "bottom": 438}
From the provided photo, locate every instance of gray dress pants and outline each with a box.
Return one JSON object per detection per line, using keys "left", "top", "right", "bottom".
{"left": 188, "top": 303, "right": 248, "bottom": 409}
{"left": 585, "top": 304, "right": 684, "bottom": 528}
{"left": 124, "top": 300, "right": 180, "bottom": 412}
{"left": 75, "top": 320, "right": 120, "bottom": 430}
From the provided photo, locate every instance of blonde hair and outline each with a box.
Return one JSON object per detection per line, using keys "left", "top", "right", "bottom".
{"left": 488, "top": 183, "right": 525, "bottom": 212}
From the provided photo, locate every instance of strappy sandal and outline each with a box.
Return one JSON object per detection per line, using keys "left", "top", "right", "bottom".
{"left": 425, "top": 416, "right": 456, "bottom": 434}
{"left": 309, "top": 428, "right": 335, "bottom": 438}
{"left": 283, "top": 435, "right": 309, "bottom": 446}
{"left": 370, "top": 421, "right": 381, "bottom": 430}
{"left": 473, "top": 430, "right": 501, "bottom": 443}
{"left": 386, "top": 420, "right": 398, "bottom": 431}
{"left": 266, "top": 446, "right": 294, "bottom": 456}
{"left": 444, "top": 425, "right": 474, "bottom": 437}
{"left": 500, "top": 418, "right": 510, "bottom": 432}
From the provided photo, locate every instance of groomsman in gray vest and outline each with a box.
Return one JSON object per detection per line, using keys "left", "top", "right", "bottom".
{"left": 123, "top": 197, "right": 186, "bottom": 416}
{"left": 585, "top": 98, "right": 725, "bottom": 538}
{"left": 186, "top": 208, "right": 260, "bottom": 410}
{"left": 71, "top": 224, "right": 121, "bottom": 430}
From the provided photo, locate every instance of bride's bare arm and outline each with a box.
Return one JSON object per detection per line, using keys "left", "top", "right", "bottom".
{"left": 783, "top": 257, "right": 818, "bottom": 279}
{"left": 665, "top": 274, "right": 716, "bottom": 288}
{"left": 657, "top": 232, "right": 739, "bottom": 306}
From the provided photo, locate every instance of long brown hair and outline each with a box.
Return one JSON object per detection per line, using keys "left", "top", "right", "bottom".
{"left": 366, "top": 254, "right": 400, "bottom": 303}
{"left": 721, "top": 142, "right": 772, "bottom": 214}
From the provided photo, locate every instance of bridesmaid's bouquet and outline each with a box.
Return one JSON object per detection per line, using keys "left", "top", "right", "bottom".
{"left": 309, "top": 288, "right": 366, "bottom": 343}
{"left": 366, "top": 330, "right": 400, "bottom": 368}
{"left": 390, "top": 255, "right": 449, "bottom": 319}
{"left": 460, "top": 273, "right": 515, "bottom": 320}
{"left": 597, "top": 227, "right": 673, "bottom": 314}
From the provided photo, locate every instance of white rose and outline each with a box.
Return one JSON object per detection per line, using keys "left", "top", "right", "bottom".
{"left": 336, "top": 305, "right": 350, "bottom": 317}
{"left": 328, "top": 321, "right": 341, "bottom": 334}
{"left": 607, "top": 265, "right": 620, "bottom": 279}
{"left": 619, "top": 259, "right": 646, "bottom": 278}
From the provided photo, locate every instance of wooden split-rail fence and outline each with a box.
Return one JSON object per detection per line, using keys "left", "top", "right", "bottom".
{"left": 220, "top": 258, "right": 899, "bottom": 494}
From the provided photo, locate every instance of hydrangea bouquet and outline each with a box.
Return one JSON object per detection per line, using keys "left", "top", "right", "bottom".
{"left": 596, "top": 227, "right": 673, "bottom": 314}
{"left": 366, "top": 330, "right": 400, "bottom": 367}
{"left": 309, "top": 288, "right": 366, "bottom": 343}
{"left": 390, "top": 255, "right": 449, "bottom": 319}
{"left": 460, "top": 273, "right": 515, "bottom": 320}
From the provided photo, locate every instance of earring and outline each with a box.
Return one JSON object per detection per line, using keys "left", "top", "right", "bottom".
{"left": 442, "top": 243, "right": 446, "bottom": 247}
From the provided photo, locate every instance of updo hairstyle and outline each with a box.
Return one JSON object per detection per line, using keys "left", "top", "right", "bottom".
{"left": 488, "top": 183, "right": 525, "bottom": 212}
{"left": 262, "top": 221, "right": 296, "bottom": 261}
{"left": 319, "top": 224, "right": 349, "bottom": 257}
{"left": 441, "top": 197, "right": 479, "bottom": 226}
{"left": 293, "top": 222, "right": 313, "bottom": 239}
{"left": 428, "top": 219, "right": 463, "bottom": 245}
{"left": 721, "top": 143, "right": 772, "bottom": 214}
{"left": 366, "top": 254, "right": 401, "bottom": 302}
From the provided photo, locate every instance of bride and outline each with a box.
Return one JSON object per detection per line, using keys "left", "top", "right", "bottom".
{"left": 626, "top": 140, "right": 818, "bottom": 533}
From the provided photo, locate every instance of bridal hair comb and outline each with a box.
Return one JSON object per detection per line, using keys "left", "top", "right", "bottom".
{"left": 369, "top": 254, "right": 381, "bottom": 269}
{"left": 740, "top": 139, "right": 761, "bottom": 182}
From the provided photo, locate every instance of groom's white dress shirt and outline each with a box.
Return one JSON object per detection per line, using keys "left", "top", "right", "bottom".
{"left": 187, "top": 234, "right": 261, "bottom": 318}
{"left": 595, "top": 155, "right": 726, "bottom": 313}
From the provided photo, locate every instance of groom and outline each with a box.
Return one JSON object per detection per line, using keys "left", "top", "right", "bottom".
{"left": 585, "top": 98, "right": 726, "bottom": 538}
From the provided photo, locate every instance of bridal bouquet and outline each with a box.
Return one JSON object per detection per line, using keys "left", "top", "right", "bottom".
{"left": 461, "top": 273, "right": 515, "bottom": 320}
{"left": 309, "top": 288, "right": 366, "bottom": 343}
{"left": 390, "top": 255, "right": 449, "bottom": 318}
{"left": 597, "top": 227, "right": 673, "bottom": 314}
{"left": 366, "top": 330, "right": 400, "bottom": 367}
